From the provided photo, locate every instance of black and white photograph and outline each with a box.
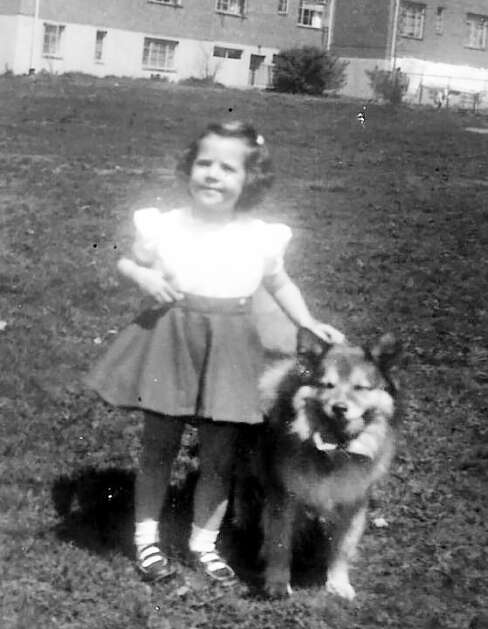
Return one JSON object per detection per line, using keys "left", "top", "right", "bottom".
{"left": 1, "top": 1, "right": 487, "bottom": 627}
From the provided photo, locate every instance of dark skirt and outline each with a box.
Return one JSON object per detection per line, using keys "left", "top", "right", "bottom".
{"left": 84, "top": 294, "right": 265, "bottom": 424}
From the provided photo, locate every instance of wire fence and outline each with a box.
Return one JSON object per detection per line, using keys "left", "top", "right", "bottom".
{"left": 402, "top": 71, "right": 488, "bottom": 111}
{"left": 246, "top": 62, "right": 488, "bottom": 111}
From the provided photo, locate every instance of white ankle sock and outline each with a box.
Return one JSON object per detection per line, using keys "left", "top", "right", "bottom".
{"left": 134, "top": 519, "right": 159, "bottom": 552}
{"left": 188, "top": 524, "right": 219, "bottom": 553}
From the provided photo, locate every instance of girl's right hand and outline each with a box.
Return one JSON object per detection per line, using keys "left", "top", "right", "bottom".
{"left": 136, "top": 267, "right": 183, "bottom": 303}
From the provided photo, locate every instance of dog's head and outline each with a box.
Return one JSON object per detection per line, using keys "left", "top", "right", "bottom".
{"left": 290, "top": 328, "right": 401, "bottom": 453}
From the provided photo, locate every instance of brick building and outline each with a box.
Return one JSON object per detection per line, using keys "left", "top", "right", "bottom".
{"left": 333, "top": 0, "right": 488, "bottom": 102}
{"left": 0, "top": 0, "right": 330, "bottom": 87}
{"left": 0, "top": 0, "right": 487, "bottom": 101}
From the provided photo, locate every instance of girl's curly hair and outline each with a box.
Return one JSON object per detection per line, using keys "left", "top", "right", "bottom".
{"left": 176, "top": 121, "right": 274, "bottom": 211}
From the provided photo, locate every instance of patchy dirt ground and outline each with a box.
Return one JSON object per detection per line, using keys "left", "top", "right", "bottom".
{"left": 0, "top": 74, "right": 487, "bottom": 629}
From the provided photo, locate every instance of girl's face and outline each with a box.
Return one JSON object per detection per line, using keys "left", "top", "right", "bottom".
{"left": 189, "top": 134, "right": 248, "bottom": 217}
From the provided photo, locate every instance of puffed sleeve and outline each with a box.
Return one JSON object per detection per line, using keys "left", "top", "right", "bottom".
{"left": 132, "top": 207, "right": 162, "bottom": 265}
{"left": 262, "top": 223, "right": 292, "bottom": 276}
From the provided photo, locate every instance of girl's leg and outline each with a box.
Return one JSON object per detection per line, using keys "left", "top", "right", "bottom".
{"left": 135, "top": 412, "right": 184, "bottom": 525}
{"left": 189, "top": 420, "right": 240, "bottom": 582}
{"left": 134, "top": 412, "right": 184, "bottom": 579}
{"left": 193, "top": 420, "right": 239, "bottom": 530}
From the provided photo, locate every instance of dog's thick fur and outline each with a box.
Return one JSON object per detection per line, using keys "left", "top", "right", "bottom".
{"left": 242, "top": 327, "right": 401, "bottom": 600}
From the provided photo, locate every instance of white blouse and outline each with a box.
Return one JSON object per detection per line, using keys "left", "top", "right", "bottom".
{"left": 131, "top": 207, "right": 292, "bottom": 298}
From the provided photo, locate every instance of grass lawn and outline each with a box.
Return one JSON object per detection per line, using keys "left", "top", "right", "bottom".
{"left": 0, "top": 74, "right": 487, "bottom": 629}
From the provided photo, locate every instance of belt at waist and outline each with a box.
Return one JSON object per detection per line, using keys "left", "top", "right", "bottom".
{"left": 174, "top": 293, "right": 252, "bottom": 314}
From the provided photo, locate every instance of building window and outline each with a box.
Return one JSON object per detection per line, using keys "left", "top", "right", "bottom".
{"left": 213, "top": 46, "right": 243, "bottom": 59}
{"left": 215, "top": 0, "right": 246, "bottom": 16}
{"left": 142, "top": 37, "right": 177, "bottom": 70}
{"left": 297, "top": 1, "right": 327, "bottom": 29}
{"left": 435, "top": 7, "right": 444, "bottom": 35}
{"left": 465, "top": 13, "right": 488, "bottom": 50}
{"left": 42, "top": 23, "right": 65, "bottom": 57}
{"left": 148, "top": 0, "right": 182, "bottom": 5}
{"left": 278, "top": 0, "right": 288, "bottom": 14}
{"left": 399, "top": 2, "right": 425, "bottom": 39}
{"left": 95, "top": 30, "right": 107, "bottom": 62}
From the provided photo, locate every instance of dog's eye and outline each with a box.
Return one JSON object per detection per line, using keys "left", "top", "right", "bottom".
{"left": 354, "top": 384, "right": 373, "bottom": 391}
{"left": 319, "top": 382, "right": 336, "bottom": 390}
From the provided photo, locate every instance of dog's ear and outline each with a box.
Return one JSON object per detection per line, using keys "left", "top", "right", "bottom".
{"left": 369, "top": 333, "right": 402, "bottom": 373}
{"left": 297, "top": 327, "right": 330, "bottom": 357}
{"left": 296, "top": 327, "right": 330, "bottom": 377}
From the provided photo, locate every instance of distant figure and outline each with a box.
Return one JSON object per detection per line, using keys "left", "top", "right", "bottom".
{"left": 85, "top": 121, "right": 345, "bottom": 585}
{"left": 356, "top": 105, "right": 367, "bottom": 126}
{"left": 433, "top": 88, "right": 448, "bottom": 109}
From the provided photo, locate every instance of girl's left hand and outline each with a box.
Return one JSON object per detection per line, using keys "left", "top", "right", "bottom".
{"left": 306, "top": 321, "right": 346, "bottom": 345}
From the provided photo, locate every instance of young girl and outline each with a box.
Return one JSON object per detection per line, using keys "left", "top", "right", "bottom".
{"left": 86, "top": 121, "right": 344, "bottom": 585}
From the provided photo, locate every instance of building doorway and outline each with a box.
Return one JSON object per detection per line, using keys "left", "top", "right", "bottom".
{"left": 249, "top": 54, "right": 266, "bottom": 87}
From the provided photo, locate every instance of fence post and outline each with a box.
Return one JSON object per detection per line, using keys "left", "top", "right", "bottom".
{"left": 474, "top": 93, "right": 479, "bottom": 113}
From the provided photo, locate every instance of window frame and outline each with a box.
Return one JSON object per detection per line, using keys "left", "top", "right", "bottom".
{"left": 297, "top": 1, "right": 327, "bottom": 29}
{"left": 213, "top": 45, "right": 243, "bottom": 59}
{"left": 435, "top": 7, "right": 444, "bottom": 35}
{"left": 147, "top": 0, "right": 182, "bottom": 6}
{"left": 278, "top": 0, "right": 289, "bottom": 15}
{"left": 465, "top": 13, "right": 488, "bottom": 50}
{"left": 142, "top": 37, "right": 178, "bottom": 71}
{"left": 398, "top": 2, "right": 425, "bottom": 40}
{"left": 42, "top": 23, "right": 65, "bottom": 58}
{"left": 215, "top": 0, "right": 246, "bottom": 17}
{"left": 94, "top": 29, "right": 107, "bottom": 63}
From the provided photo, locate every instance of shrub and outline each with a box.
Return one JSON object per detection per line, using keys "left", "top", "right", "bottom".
{"left": 178, "top": 76, "right": 225, "bottom": 89}
{"left": 272, "top": 46, "right": 348, "bottom": 96}
{"left": 366, "top": 67, "right": 409, "bottom": 105}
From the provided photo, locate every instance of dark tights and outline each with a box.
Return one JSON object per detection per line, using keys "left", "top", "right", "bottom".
{"left": 135, "top": 412, "right": 239, "bottom": 530}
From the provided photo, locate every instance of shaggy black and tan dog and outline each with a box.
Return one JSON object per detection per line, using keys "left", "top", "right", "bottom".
{"left": 236, "top": 327, "right": 401, "bottom": 600}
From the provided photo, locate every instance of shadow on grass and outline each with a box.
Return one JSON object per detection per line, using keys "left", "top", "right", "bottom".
{"left": 50, "top": 466, "right": 328, "bottom": 591}
{"left": 51, "top": 467, "right": 196, "bottom": 561}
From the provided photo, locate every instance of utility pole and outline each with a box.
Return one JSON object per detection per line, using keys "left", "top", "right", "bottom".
{"left": 29, "top": 0, "right": 41, "bottom": 73}
{"left": 390, "top": 0, "right": 401, "bottom": 71}
{"left": 326, "top": 0, "right": 336, "bottom": 51}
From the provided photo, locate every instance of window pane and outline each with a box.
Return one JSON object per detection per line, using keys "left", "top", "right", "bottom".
{"left": 95, "top": 30, "right": 106, "bottom": 61}
{"left": 43, "top": 24, "right": 64, "bottom": 56}
{"left": 298, "top": 1, "right": 326, "bottom": 27}
{"left": 466, "top": 14, "right": 487, "bottom": 49}
{"left": 435, "top": 7, "right": 444, "bottom": 34}
{"left": 213, "top": 45, "right": 242, "bottom": 59}
{"left": 216, "top": 0, "right": 245, "bottom": 15}
{"left": 142, "top": 38, "right": 177, "bottom": 69}
{"left": 227, "top": 48, "right": 242, "bottom": 59}
{"left": 399, "top": 2, "right": 425, "bottom": 38}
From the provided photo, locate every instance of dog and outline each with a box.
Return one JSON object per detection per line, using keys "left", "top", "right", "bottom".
{"left": 240, "top": 327, "right": 401, "bottom": 600}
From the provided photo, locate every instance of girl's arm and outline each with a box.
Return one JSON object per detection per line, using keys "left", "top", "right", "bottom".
{"left": 117, "top": 257, "right": 183, "bottom": 303}
{"left": 263, "top": 270, "right": 345, "bottom": 344}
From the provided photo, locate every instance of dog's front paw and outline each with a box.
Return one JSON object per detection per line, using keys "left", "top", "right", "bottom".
{"left": 264, "top": 580, "right": 293, "bottom": 599}
{"left": 326, "top": 577, "right": 356, "bottom": 601}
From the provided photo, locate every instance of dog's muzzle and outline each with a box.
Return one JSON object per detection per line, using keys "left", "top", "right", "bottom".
{"left": 312, "top": 432, "right": 340, "bottom": 452}
{"left": 331, "top": 402, "right": 348, "bottom": 417}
